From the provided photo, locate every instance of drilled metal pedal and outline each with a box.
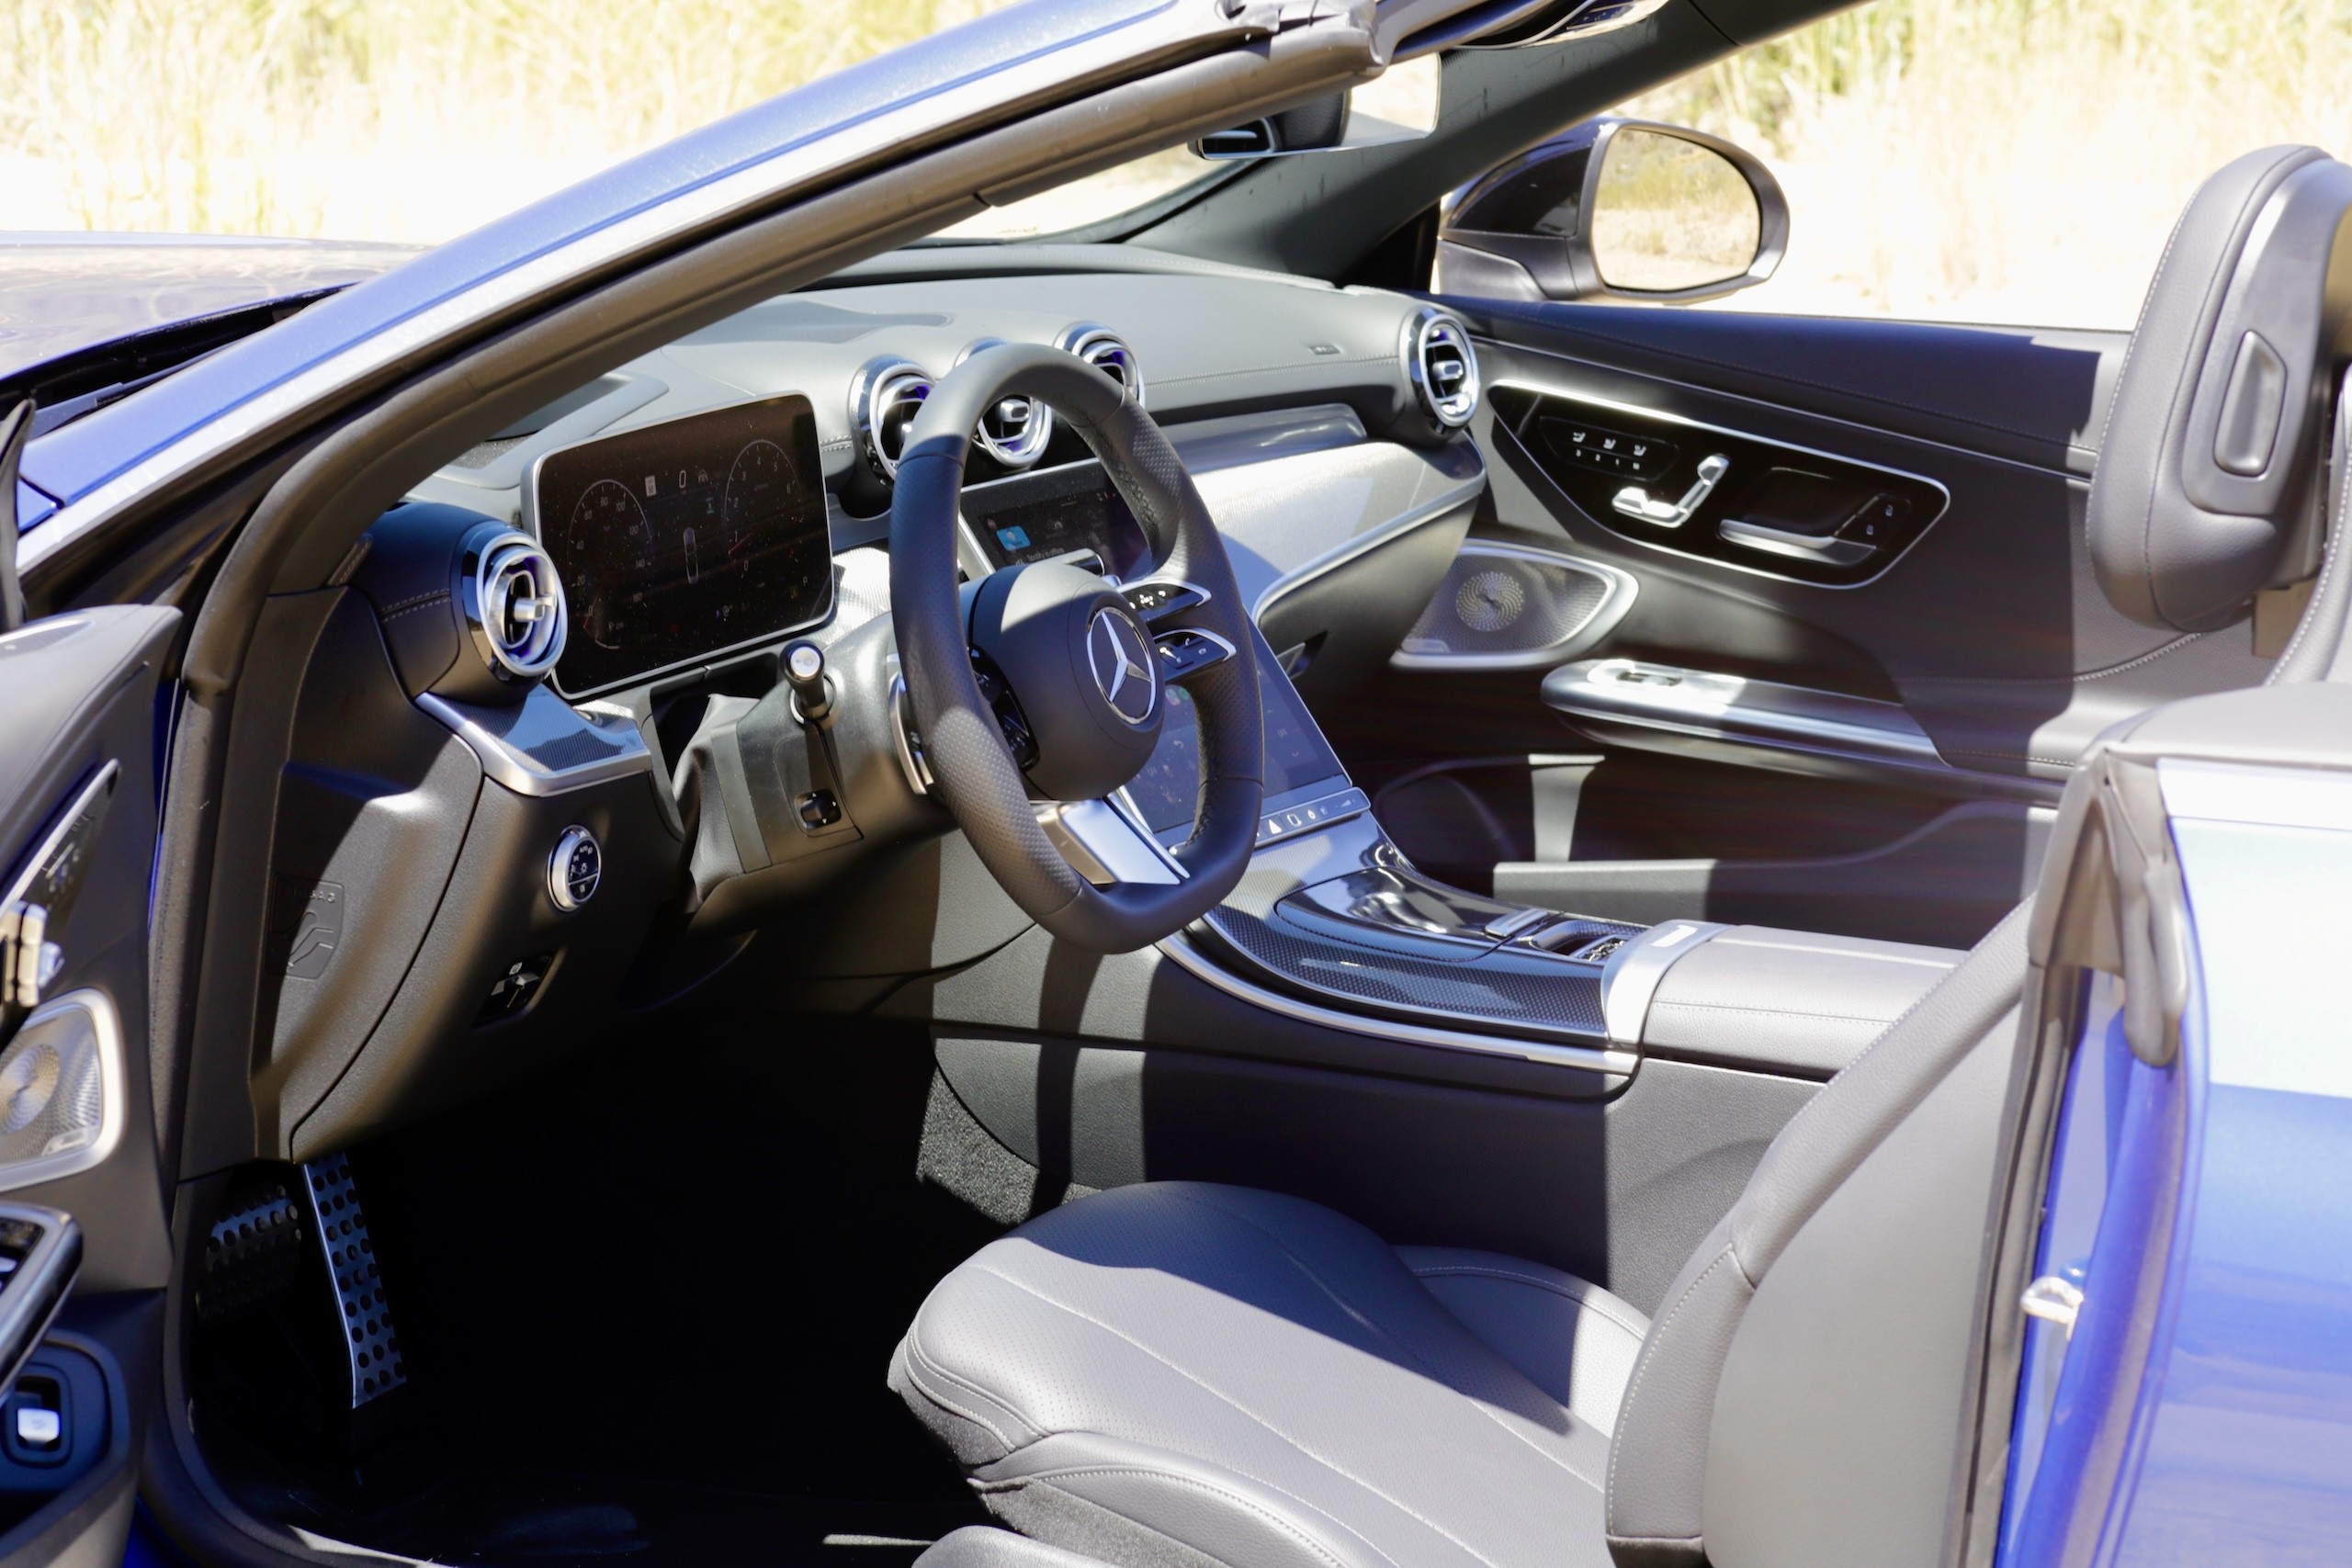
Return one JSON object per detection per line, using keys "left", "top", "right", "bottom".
{"left": 196, "top": 1177, "right": 305, "bottom": 1323}
{"left": 300, "top": 1154, "right": 406, "bottom": 1407}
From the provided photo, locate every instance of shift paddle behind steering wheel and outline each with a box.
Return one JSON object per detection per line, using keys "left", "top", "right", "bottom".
{"left": 888, "top": 342, "right": 1265, "bottom": 953}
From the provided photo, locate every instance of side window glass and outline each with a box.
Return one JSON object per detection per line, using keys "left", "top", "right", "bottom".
{"left": 1595, "top": 5, "right": 2352, "bottom": 329}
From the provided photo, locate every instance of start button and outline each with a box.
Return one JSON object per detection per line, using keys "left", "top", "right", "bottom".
{"left": 548, "top": 826, "right": 602, "bottom": 912}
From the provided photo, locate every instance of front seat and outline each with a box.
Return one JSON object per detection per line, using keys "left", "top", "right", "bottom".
{"left": 889, "top": 144, "right": 2352, "bottom": 1568}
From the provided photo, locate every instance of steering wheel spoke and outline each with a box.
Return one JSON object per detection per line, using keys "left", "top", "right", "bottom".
{"left": 1035, "top": 795, "right": 1188, "bottom": 887}
{"left": 889, "top": 341, "right": 1263, "bottom": 952}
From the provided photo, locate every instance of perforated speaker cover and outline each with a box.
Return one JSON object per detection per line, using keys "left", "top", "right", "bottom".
{"left": 1399, "top": 548, "right": 1618, "bottom": 660}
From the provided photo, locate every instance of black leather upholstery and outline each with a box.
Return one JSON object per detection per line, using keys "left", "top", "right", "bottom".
{"left": 891, "top": 1182, "right": 1645, "bottom": 1568}
{"left": 2086, "top": 145, "right": 2352, "bottom": 630}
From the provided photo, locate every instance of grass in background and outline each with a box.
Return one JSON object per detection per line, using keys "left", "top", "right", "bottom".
{"left": 0, "top": 0, "right": 1008, "bottom": 238}
{"left": 1628, "top": 0, "right": 2352, "bottom": 325}
{"left": 6, "top": 0, "right": 2352, "bottom": 326}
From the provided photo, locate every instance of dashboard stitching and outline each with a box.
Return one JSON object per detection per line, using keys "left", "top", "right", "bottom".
{"left": 379, "top": 592, "right": 450, "bottom": 623}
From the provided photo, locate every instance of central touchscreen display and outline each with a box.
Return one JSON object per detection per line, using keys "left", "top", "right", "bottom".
{"left": 1124, "top": 629, "right": 1352, "bottom": 844}
{"left": 533, "top": 393, "right": 832, "bottom": 695}
{"left": 961, "top": 462, "right": 1149, "bottom": 579}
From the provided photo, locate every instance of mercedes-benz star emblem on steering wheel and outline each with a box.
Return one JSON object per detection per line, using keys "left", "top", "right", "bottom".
{"left": 1087, "top": 606, "right": 1159, "bottom": 726}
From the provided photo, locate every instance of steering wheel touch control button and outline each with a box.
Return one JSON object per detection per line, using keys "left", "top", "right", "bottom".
{"left": 548, "top": 826, "right": 602, "bottom": 912}
{"left": 1153, "top": 627, "right": 1237, "bottom": 682}
{"left": 1122, "top": 580, "right": 1208, "bottom": 624}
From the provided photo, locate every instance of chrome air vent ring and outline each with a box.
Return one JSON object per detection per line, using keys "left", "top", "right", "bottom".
{"left": 851, "top": 356, "right": 933, "bottom": 482}
{"left": 959, "top": 338, "right": 1056, "bottom": 468}
{"left": 459, "top": 528, "right": 568, "bottom": 683}
{"left": 1057, "top": 322, "right": 1145, "bottom": 407}
{"left": 1402, "top": 306, "right": 1481, "bottom": 429}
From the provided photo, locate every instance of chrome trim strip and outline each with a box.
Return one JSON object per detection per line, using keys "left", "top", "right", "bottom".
{"left": 418, "top": 687, "right": 653, "bottom": 797}
{"left": 1481, "top": 371, "right": 1954, "bottom": 591}
{"left": 2, "top": 761, "right": 119, "bottom": 917}
{"left": 0, "top": 988, "right": 128, "bottom": 1193}
{"left": 1547, "top": 658, "right": 1945, "bottom": 769}
{"left": 21, "top": 0, "right": 1228, "bottom": 576}
{"left": 1158, "top": 930, "right": 1638, "bottom": 1078}
{"left": 1598, "top": 919, "right": 1725, "bottom": 1047}
{"left": 1390, "top": 539, "right": 1638, "bottom": 671}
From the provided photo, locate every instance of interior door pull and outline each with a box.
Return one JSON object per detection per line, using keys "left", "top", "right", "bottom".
{"left": 1612, "top": 453, "right": 1729, "bottom": 528}
{"left": 1718, "top": 517, "right": 1877, "bottom": 567}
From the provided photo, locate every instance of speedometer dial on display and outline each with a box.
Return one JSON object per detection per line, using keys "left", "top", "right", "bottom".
{"left": 724, "top": 439, "right": 791, "bottom": 570}
{"left": 563, "top": 479, "right": 654, "bottom": 649}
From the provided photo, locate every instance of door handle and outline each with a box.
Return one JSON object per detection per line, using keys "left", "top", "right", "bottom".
{"left": 1612, "top": 453, "right": 1729, "bottom": 528}
{"left": 1718, "top": 517, "right": 1878, "bottom": 567}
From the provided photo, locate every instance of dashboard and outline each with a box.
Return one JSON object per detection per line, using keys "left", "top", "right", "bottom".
{"left": 260, "top": 254, "right": 1490, "bottom": 1160}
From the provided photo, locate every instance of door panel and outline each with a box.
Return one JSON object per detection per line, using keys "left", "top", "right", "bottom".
{"left": 1332, "top": 301, "right": 2275, "bottom": 943}
{"left": 0, "top": 604, "right": 180, "bottom": 1568}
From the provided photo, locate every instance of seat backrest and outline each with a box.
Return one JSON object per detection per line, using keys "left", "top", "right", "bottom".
{"left": 1603, "top": 146, "right": 2352, "bottom": 1568}
{"left": 1601, "top": 904, "right": 2029, "bottom": 1568}
{"left": 2087, "top": 145, "right": 2352, "bottom": 631}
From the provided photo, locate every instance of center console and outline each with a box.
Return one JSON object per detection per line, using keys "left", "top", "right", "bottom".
{"left": 1129, "top": 632, "right": 1963, "bottom": 1089}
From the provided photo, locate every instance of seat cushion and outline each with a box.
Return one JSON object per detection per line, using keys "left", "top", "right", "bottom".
{"left": 891, "top": 1181, "right": 1645, "bottom": 1568}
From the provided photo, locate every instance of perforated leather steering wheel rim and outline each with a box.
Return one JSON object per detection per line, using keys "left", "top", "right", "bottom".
{"left": 888, "top": 342, "right": 1265, "bottom": 953}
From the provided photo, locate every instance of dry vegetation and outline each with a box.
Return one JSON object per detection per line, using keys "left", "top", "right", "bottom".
{"left": 0, "top": 0, "right": 1014, "bottom": 238}
{"left": 6, "top": 0, "right": 2352, "bottom": 327}
{"left": 1629, "top": 0, "right": 2352, "bottom": 325}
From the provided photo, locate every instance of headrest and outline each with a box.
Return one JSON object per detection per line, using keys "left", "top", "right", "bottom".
{"left": 2088, "top": 145, "right": 2352, "bottom": 630}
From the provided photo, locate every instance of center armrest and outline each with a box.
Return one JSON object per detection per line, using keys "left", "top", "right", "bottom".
{"left": 1603, "top": 924, "right": 1965, "bottom": 1078}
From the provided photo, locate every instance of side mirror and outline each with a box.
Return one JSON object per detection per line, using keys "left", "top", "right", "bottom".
{"left": 1437, "top": 118, "right": 1788, "bottom": 304}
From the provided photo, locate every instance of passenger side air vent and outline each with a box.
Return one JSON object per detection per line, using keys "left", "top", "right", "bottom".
{"left": 959, "top": 338, "right": 1055, "bottom": 468}
{"left": 852, "top": 356, "right": 933, "bottom": 483}
{"left": 461, "top": 528, "right": 568, "bottom": 684}
{"left": 1058, "top": 323, "right": 1146, "bottom": 407}
{"left": 1401, "top": 307, "right": 1481, "bottom": 429}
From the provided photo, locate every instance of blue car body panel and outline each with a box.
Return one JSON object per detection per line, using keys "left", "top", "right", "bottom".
{"left": 2002, "top": 772, "right": 2352, "bottom": 1566}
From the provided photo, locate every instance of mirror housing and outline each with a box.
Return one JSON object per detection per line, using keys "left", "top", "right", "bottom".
{"left": 1436, "top": 118, "right": 1789, "bottom": 304}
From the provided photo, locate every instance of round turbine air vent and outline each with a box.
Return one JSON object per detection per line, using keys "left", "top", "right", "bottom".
{"left": 1057, "top": 323, "right": 1145, "bottom": 408}
{"left": 852, "top": 356, "right": 933, "bottom": 482}
{"left": 460, "top": 528, "right": 568, "bottom": 683}
{"left": 1402, "top": 307, "right": 1481, "bottom": 429}
{"left": 959, "top": 338, "right": 1056, "bottom": 468}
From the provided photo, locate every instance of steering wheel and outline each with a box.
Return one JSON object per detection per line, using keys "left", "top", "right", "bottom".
{"left": 888, "top": 342, "right": 1265, "bottom": 953}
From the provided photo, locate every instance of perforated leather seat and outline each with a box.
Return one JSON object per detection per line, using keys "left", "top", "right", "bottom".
{"left": 893, "top": 902, "right": 2034, "bottom": 1568}
{"left": 892, "top": 1181, "right": 1647, "bottom": 1568}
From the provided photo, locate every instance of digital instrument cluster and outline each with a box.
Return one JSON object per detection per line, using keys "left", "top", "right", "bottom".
{"left": 532, "top": 393, "right": 833, "bottom": 695}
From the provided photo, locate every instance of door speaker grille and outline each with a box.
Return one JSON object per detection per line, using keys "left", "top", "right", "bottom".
{"left": 1396, "top": 544, "right": 1634, "bottom": 667}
